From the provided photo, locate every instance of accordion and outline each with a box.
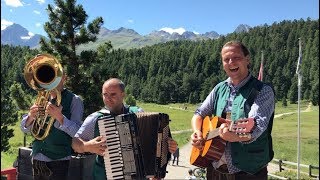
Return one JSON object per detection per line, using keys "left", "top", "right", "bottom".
{"left": 97, "top": 112, "right": 170, "bottom": 179}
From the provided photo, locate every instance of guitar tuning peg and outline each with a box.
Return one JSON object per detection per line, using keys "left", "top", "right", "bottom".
{"left": 238, "top": 133, "right": 248, "bottom": 138}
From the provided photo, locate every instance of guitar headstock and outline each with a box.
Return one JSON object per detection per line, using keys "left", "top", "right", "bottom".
{"left": 229, "top": 118, "right": 255, "bottom": 137}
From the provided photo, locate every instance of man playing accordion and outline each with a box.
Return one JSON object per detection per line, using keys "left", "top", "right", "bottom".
{"left": 72, "top": 78, "right": 178, "bottom": 180}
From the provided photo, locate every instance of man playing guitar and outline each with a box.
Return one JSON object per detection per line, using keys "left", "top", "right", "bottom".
{"left": 190, "top": 41, "right": 275, "bottom": 180}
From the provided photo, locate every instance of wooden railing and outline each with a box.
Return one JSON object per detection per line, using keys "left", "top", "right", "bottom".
{"left": 273, "top": 158, "right": 319, "bottom": 178}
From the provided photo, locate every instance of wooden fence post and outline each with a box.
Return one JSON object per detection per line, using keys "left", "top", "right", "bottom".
{"left": 279, "top": 159, "right": 284, "bottom": 172}
{"left": 309, "top": 165, "right": 319, "bottom": 178}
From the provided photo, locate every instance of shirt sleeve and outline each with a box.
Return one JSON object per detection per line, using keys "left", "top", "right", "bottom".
{"left": 194, "top": 86, "right": 217, "bottom": 118}
{"left": 74, "top": 112, "right": 100, "bottom": 141}
{"left": 244, "top": 84, "right": 275, "bottom": 143}
{"left": 56, "top": 95, "right": 84, "bottom": 137}
{"left": 20, "top": 114, "right": 32, "bottom": 133}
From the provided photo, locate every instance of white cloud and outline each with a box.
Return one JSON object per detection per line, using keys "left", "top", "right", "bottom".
{"left": 33, "top": 10, "right": 41, "bottom": 15}
{"left": 21, "top": 32, "right": 35, "bottom": 40}
{"left": 4, "top": 0, "right": 23, "bottom": 7}
{"left": 36, "top": 0, "right": 45, "bottom": 4}
{"left": 159, "top": 27, "right": 186, "bottom": 35}
{"left": 1, "top": 19, "right": 14, "bottom": 30}
{"left": 127, "top": 19, "right": 134, "bottom": 24}
{"left": 35, "top": 23, "right": 42, "bottom": 27}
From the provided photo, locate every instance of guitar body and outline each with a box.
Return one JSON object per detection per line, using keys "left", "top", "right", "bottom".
{"left": 190, "top": 116, "right": 254, "bottom": 168}
{"left": 201, "top": 116, "right": 227, "bottom": 162}
{"left": 190, "top": 116, "right": 223, "bottom": 168}
{"left": 190, "top": 145, "right": 211, "bottom": 168}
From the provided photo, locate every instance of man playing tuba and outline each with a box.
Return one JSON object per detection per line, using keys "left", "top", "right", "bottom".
{"left": 20, "top": 54, "right": 84, "bottom": 180}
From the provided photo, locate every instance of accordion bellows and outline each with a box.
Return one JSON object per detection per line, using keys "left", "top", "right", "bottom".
{"left": 97, "top": 112, "right": 170, "bottom": 179}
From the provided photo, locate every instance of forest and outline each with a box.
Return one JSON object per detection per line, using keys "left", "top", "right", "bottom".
{"left": 1, "top": 0, "right": 318, "bottom": 152}
{"left": 2, "top": 19, "right": 319, "bottom": 109}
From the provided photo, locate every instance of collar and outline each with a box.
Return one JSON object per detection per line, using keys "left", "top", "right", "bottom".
{"left": 102, "top": 104, "right": 127, "bottom": 115}
{"left": 225, "top": 72, "right": 252, "bottom": 91}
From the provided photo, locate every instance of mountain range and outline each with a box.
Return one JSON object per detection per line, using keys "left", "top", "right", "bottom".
{"left": 1, "top": 23, "right": 251, "bottom": 50}
{"left": 1, "top": 24, "right": 42, "bottom": 48}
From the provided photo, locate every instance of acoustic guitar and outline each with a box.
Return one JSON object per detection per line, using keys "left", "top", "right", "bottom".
{"left": 190, "top": 116, "right": 254, "bottom": 168}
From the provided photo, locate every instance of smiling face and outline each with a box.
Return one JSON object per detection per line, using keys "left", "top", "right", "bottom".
{"left": 221, "top": 44, "right": 250, "bottom": 85}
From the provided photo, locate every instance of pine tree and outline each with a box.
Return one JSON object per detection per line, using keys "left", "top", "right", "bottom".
{"left": 1, "top": 68, "right": 19, "bottom": 152}
{"left": 39, "top": 0, "right": 104, "bottom": 115}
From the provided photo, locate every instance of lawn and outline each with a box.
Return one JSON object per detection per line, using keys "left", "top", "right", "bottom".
{"left": 1, "top": 101, "right": 319, "bottom": 176}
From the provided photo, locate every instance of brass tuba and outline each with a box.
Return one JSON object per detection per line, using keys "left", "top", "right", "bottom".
{"left": 24, "top": 54, "right": 64, "bottom": 140}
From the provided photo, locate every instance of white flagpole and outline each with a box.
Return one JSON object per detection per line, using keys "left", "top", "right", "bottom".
{"left": 261, "top": 51, "right": 264, "bottom": 81}
{"left": 258, "top": 51, "right": 264, "bottom": 81}
{"left": 296, "top": 38, "right": 302, "bottom": 179}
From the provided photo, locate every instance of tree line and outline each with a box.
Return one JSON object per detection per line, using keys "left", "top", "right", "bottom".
{"left": 1, "top": 0, "right": 318, "bottom": 152}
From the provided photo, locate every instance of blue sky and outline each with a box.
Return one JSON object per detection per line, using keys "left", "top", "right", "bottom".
{"left": 1, "top": 0, "right": 319, "bottom": 36}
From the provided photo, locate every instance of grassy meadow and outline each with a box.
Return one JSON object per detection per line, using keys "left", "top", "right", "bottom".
{"left": 272, "top": 109, "right": 319, "bottom": 165}
{"left": 1, "top": 101, "right": 319, "bottom": 177}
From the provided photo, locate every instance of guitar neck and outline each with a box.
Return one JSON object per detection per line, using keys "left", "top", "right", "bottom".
{"left": 205, "top": 117, "right": 254, "bottom": 140}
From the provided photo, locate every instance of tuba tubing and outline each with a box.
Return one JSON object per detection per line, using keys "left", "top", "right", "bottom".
{"left": 24, "top": 54, "right": 63, "bottom": 140}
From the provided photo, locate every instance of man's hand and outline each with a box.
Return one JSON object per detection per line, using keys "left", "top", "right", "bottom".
{"left": 46, "top": 102, "right": 64, "bottom": 124}
{"left": 84, "top": 136, "right": 107, "bottom": 156}
{"left": 219, "top": 123, "right": 252, "bottom": 142}
{"left": 191, "top": 130, "right": 204, "bottom": 150}
{"left": 25, "top": 104, "right": 39, "bottom": 127}
{"left": 168, "top": 138, "right": 178, "bottom": 153}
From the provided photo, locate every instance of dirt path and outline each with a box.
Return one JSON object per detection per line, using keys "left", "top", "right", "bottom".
{"left": 165, "top": 142, "right": 197, "bottom": 179}
{"left": 165, "top": 141, "right": 280, "bottom": 179}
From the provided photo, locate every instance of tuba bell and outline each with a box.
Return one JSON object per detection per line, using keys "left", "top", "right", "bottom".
{"left": 24, "top": 54, "right": 63, "bottom": 140}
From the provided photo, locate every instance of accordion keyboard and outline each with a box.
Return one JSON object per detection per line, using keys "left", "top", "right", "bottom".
{"left": 97, "top": 112, "right": 171, "bottom": 179}
{"left": 98, "top": 114, "right": 139, "bottom": 180}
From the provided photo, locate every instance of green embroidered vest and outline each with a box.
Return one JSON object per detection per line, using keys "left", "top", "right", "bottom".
{"left": 214, "top": 77, "right": 274, "bottom": 174}
{"left": 92, "top": 106, "right": 138, "bottom": 180}
{"left": 32, "top": 89, "right": 75, "bottom": 160}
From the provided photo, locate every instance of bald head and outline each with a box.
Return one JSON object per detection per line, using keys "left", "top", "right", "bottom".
{"left": 102, "top": 78, "right": 125, "bottom": 92}
{"left": 102, "top": 78, "right": 126, "bottom": 114}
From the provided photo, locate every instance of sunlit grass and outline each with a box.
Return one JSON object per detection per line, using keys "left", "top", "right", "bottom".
{"left": 1, "top": 101, "right": 319, "bottom": 177}
{"left": 272, "top": 110, "right": 319, "bottom": 165}
{"left": 1, "top": 120, "right": 33, "bottom": 169}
